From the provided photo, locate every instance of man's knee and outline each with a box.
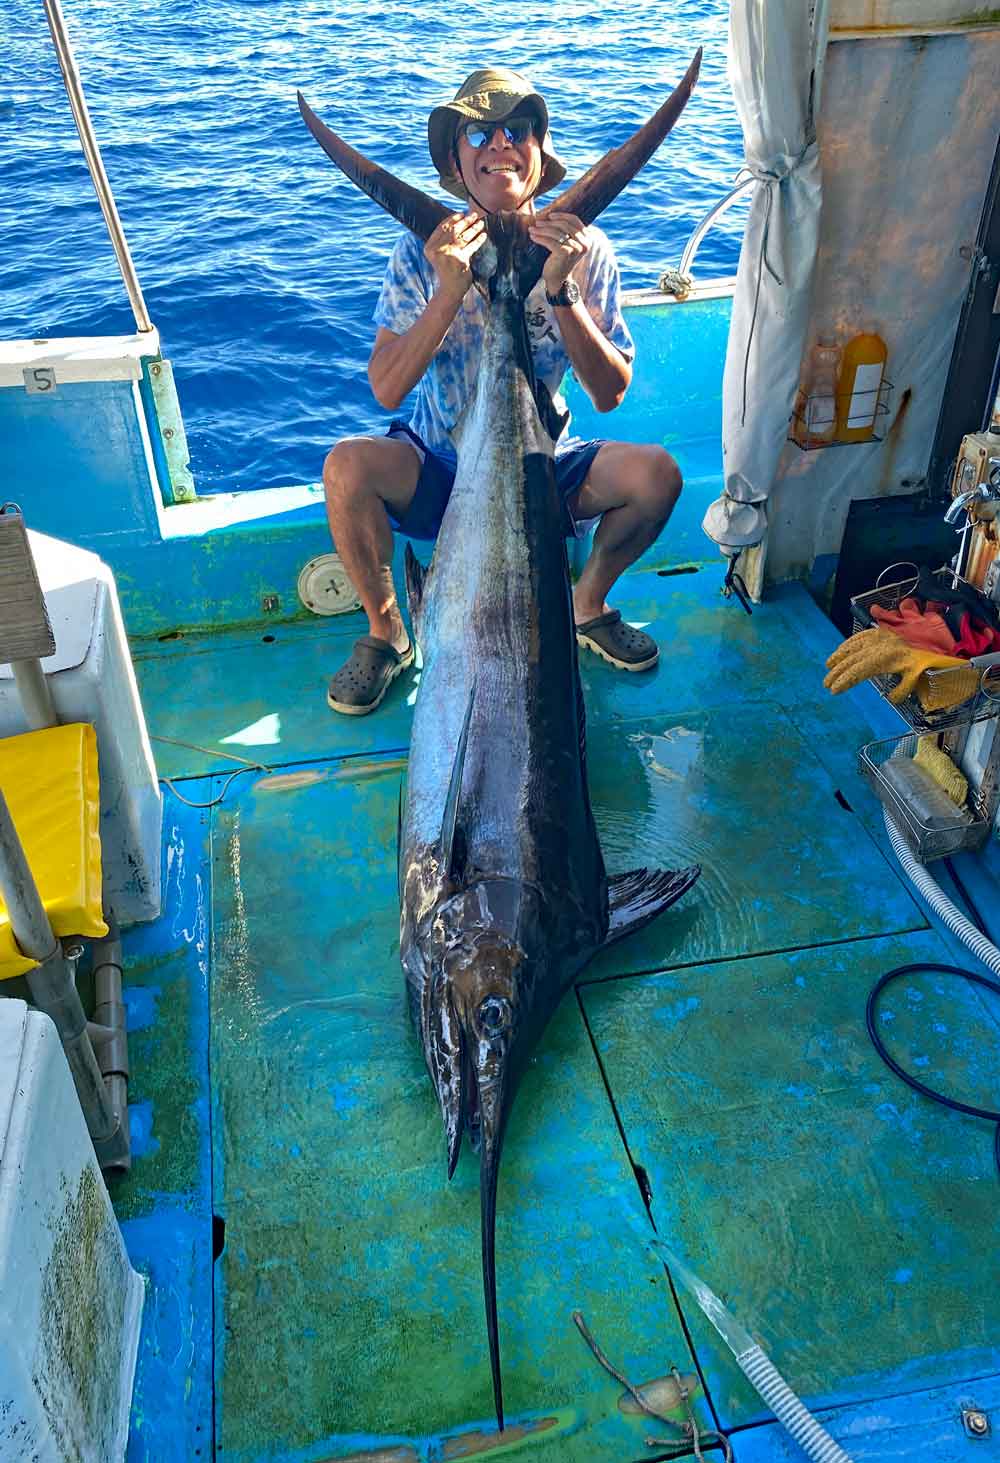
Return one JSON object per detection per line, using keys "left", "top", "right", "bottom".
{"left": 324, "top": 434, "right": 421, "bottom": 523}
{"left": 631, "top": 445, "right": 682, "bottom": 522}
{"left": 323, "top": 436, "right": 376, "bottom": 508}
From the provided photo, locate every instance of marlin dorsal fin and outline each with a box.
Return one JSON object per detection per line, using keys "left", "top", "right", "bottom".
{"left": 404, "top": 543, "right": 427, "bottom": 637}
{"left": 440, "top": 682, "right": 477, "bottom": 880}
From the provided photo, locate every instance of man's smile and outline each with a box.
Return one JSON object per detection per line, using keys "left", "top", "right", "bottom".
{"left": 455, "top": 120, "right": 543, "bottom": 209}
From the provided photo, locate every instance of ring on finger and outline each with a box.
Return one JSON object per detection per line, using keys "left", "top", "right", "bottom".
{"left": 559, "top": 231, "right": 571, "bottom": 244}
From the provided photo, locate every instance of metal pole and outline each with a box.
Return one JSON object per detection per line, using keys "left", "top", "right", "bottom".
{"left": 11, "top": 660, "right": 58, "bottom": 731}
{"left": 42, "top": 0, "right": 154, "bottom": 334}
{"left": 0, "top": 786, "right": 58, "bottom": 961}
{"left": 0, "top": 786, "right": 128, "bottom": 1167}
{"left": 678, "top": 173, "right": 756, "bottom": 279}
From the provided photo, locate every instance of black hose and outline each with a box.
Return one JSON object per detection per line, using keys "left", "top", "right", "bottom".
{"left": 942, "top": 857, "right": 989, "bottom": 938}
{"left": 866, "top": 963, "right": 1000, "bottom": 1178}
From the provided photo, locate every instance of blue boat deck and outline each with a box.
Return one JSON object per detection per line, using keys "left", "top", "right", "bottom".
{"left": 112, "top": 560, "right": 1000, "bottom": 1462}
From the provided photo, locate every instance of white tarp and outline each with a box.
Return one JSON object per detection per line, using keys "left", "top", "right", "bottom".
{"left": 765, "top": 28, "right": 1000, "bottom": 583}
{"left": 703, "top": 0, "right": 831, "bottom": 552}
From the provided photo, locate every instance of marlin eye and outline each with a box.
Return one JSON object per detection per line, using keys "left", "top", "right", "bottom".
{"left": 478, "top": 996, "right": 510, "bottom": 1033}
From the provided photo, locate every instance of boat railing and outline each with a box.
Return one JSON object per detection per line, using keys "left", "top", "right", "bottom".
{"left": 42, "top": 0, "right": 153, "bottom": 334}
{"left": 658, "top": 171, "right": 755, "bottom": 298}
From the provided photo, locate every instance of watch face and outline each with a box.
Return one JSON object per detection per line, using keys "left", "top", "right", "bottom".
{"left": 548, "top": 279, "right": 580, "bottom": 306}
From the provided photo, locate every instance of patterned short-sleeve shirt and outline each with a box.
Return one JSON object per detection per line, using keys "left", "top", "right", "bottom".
{"left": 373, "top": 224, "right": 634, "bottom": 460}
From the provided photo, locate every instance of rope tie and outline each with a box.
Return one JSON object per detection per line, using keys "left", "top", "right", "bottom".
{"left": 739, "top": 139, "right": 815, "bottom": 426}
{"left": 572, "top": 1311, "right": 733, "bottom": 1459}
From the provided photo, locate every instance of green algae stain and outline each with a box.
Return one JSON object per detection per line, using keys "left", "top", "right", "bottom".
{"left": 31, "top": 1166, "right": 140, "bottom": 1461}
{"left": 110, "top": 951, "right": 204, "bottom": 1221}
{"left": 955, "top": 8, "right": 1000, "bottom": 24}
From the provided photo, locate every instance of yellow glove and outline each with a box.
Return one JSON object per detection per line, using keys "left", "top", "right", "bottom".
{"left": 823, "top": 628, "right": 971, "bottom": 707}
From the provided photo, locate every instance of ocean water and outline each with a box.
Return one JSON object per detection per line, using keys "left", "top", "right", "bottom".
{"left": 3, "top": 0, "right": 745, "bottom": 495}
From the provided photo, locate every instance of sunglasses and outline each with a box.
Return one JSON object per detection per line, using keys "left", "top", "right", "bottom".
{"left": 460, "top": 117, "right": 536, "bottom": 149}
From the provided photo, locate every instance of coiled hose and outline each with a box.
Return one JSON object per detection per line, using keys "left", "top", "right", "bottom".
{"left": 875, "top": 811, "right": 1000, "bottom": 1176}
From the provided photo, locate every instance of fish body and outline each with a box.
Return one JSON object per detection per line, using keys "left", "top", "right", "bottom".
{"left": 401, "top": 224, "right": 606, "bottom": 995}
{"left": 399, "top": 232, "right": 611, "bottom": 1427}
{"left": 297, "top": 58, "right": 705, "bottom": 1429}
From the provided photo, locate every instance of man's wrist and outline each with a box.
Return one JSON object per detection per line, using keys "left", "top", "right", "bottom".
{"left": 545, "top": 278, "right": 581, "bottom": 309}
{"left": 433, "top": 276, "right": 470, "bottom": 313}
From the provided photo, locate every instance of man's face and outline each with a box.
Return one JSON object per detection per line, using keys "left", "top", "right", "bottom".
{"left": 454, "top": 113, "right": 543, "bottom": 213}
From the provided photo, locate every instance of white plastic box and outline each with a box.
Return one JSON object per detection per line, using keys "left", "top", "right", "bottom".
{"left": 0, "top": 999, "right": 144, "bottom": 1460}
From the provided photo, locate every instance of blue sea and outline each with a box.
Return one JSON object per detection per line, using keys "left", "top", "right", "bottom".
{"left": 4, "top": 0, "right": 745, "bottom": 495}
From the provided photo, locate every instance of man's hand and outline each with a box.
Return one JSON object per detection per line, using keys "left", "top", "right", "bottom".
{"left": 528, "top": 211, "right": 591, "bottom": 294}
{"left": 424, "top": 210, "right": 487, "bottom": 304}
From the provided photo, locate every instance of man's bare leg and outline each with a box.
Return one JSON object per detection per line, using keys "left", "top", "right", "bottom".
{"left": 567, "top": 442, "right": 682, "bottom": 669}
{"left": 323, "top": 435, "right": 422, "bottom": 651}
{"left": 569, "top": 442, "right": 682, "bottom": 619}
{"left": 322, "top": 435, "right": 422, "bottom": 712}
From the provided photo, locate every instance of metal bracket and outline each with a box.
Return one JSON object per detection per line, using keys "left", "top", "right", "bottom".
{"left": 962, "top": 1407, "right": 991, "bottom": 1439}
{"left": 147, "top": 356, "right": 196, "bottom": 504}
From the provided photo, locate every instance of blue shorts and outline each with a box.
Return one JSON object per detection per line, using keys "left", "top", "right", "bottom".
{"left": 384, "top": 420, "right": 604, "bottom": 541}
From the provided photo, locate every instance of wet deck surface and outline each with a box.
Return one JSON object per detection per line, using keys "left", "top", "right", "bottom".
{"left": 114, "top": 565, "right": 1000, "bottom": 1461}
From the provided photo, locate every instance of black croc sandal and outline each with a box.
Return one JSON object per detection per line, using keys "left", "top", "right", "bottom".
{"left": 327, "top": 635, "right": 414, "bottom": 715}
{"left": 575, "top": 610, "right": 659, "bottom": 671}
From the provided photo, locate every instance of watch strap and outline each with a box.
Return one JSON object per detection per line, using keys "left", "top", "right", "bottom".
{"left": 545, "top": 279, "right": 580, "bottom": 308}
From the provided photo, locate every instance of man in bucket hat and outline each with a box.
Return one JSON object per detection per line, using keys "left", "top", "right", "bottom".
{"left": 322, "top": 67, "right": 683, "bottom": 715}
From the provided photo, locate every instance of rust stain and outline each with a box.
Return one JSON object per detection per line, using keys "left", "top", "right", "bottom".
{"left": 876, "top": 385, "right": 913, "bottom": 496}
{"left": 332, "top": 756, "right": 408, "bottom": 782}
{"left": 618, "top": 1370, "right": 700, "bottom": 1416}
{"left": 441, "top": 1414, "right": 562, "bottom": 1458}
{"left": 255, "top": 769, "right": 327, "bottom": 792}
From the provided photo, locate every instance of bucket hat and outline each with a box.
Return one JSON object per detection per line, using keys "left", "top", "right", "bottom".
{"left": 428, "top": 67, "right": 566, "bottom": 201}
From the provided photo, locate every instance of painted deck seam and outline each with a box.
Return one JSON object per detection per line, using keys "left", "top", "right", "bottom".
{"left": 574, "top": 920, "right": 932, "bottom": 988}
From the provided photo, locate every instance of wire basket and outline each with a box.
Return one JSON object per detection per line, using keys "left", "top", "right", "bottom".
{"left": 859, "top": 731, "right": 991, "bottom": 861}
{"left": 849, "top": 563, "right": 1000, "bottom": 731}
{"left": 788, "top": 381, "right": 893, "bottom": 450}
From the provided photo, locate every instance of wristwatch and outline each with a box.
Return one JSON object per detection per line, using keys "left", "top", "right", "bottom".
{"left": 545, "top": 278, "right": 581, "bottom": 308}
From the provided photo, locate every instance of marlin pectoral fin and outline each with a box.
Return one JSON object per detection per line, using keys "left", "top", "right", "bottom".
{"left": 297, "top": 92, "right": 451, "bottom": 241}
{"left": 404, "top": 542, "right": 426, "bottom": 636}
{"left": 440, "top": 682, "right": 477, "bottom": 881}
{"left": 603, "top": 865, "right": 701, "bottom": 947}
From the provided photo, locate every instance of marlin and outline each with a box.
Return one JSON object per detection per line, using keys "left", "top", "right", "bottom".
{"left": 298, "top": 56, "right": 702, "bottom": 1431}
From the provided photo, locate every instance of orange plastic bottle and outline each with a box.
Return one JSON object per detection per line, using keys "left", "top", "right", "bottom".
{"left": 836, "top": 332, "right": 888, "bottom": 443}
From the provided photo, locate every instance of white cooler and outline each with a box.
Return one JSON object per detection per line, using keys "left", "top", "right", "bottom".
{"left": 0, "top": 999, "right": 144, "bottom": 1460}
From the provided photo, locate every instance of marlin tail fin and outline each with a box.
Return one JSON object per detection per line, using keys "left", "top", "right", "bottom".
{"left": 297, "top": 92, "right": 450, "bottom": 241}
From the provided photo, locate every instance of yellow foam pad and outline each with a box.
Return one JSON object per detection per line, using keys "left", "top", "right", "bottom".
{"left": 0, "top": 723, "right": 106, "bottom": 979}
{"left": 915, "top": 735, "right": 969, "bottom": 808}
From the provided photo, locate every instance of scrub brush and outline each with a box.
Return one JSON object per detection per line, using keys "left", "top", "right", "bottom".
{"left": 914, "top": 737, "right": 968, "bottom": 807}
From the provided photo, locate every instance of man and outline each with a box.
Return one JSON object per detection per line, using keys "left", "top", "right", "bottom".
{"left": 323, "top": 67, "right": 683, "bottom": 715}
